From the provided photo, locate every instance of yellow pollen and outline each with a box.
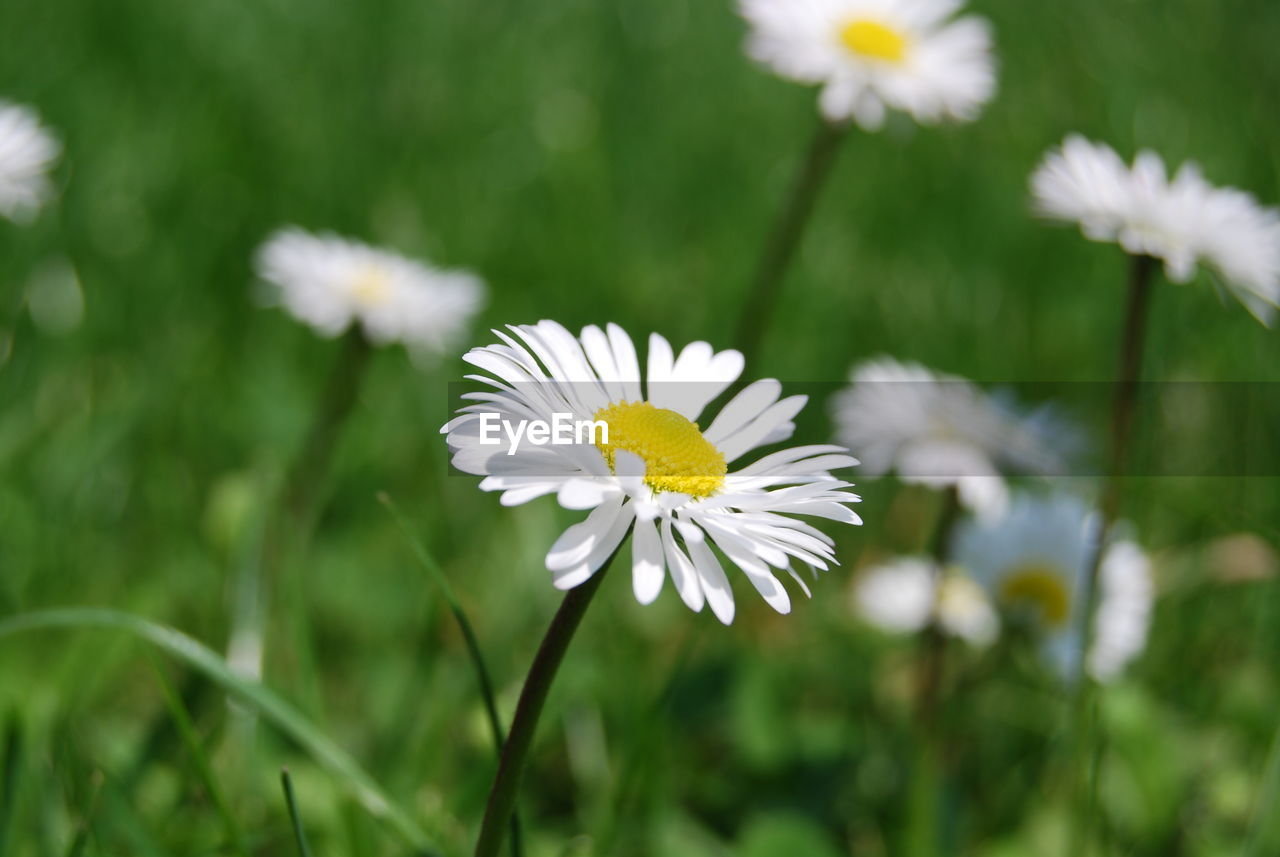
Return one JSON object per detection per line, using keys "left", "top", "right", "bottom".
{"left": 998, "top": 563, "right": 1072, "bottom": 629}
{"left": 351, "top": 266, "right": 392, "bottom": 307}
{"left": 593, "top": 401, "right": 727, "bottom": 499}
{"left": 840, "top": 19, "right": 909, "bottom": 63}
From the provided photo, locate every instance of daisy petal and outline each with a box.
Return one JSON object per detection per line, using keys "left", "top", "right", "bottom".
{"left": 631, "top": 516, "right": 665, "bottom": 605}
{"left": 685, "top": 530, "right": 736, "bottom": 624}
{"left": 547, "top": 495, "right": 624, "bottom": 573}
{"left": 661, "top": 519, "right": 705, "bottom": 612}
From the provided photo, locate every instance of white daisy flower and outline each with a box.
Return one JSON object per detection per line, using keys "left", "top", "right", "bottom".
{"left": 854, "top": 556, "right": 997, "bottom": 644}
{"left": 1032, "top": 135, "right": 1280, "bottom": 325}
{"left": 830, "top": 357, "right": 1065, "bottom": 521}
{"left": 255, "top": 227, "right": 485, "bottom": 351}
{"left": 738, "top": 0, "right": 996, "bottom": 129}
{"left": 952, "top": 492, "right": 1154, "bottom": 682}
{"left": 442, "top": 320, "right": 863, "bottom": 624}
{"left": 0, "top": 101, "right": 61, "bottom": 224}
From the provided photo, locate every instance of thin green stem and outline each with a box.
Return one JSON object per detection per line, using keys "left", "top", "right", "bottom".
{"left": 906, "top": 485, "right": 962, "bottom": 857}
{"left": 280, "top": 768, "right": 315, "bottom": 857}
{"left": 917, "top": 485, "right": 962, "bottom": 733}
{"left": 1067, "top": 253, "right": 1159, "bottom": 857}
{"left": 378, "top": 492, "right": 524, "bottom": 857}
{"left": 227, "top": 328, "right": 373, "bottom": 706}
{"left": 733, "top": 118, "right": 849, "bottom": 357}
{"left": 0, "top": 715, "right": 22, "bottom": 855}
{"left": 474, "top": 543, "right": 626, "bottom": 857}
{"left": 282, "top": 330, "right": 375, "bottom": 525}
{"left": 1100, "top": 253, "right": 1159, "bottom": 522}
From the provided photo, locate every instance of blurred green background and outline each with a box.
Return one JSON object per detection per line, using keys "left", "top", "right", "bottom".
{"left": 2, "top": 0, "right": 1279, "bottom": 854}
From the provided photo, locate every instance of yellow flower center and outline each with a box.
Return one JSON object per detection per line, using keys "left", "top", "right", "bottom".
{"left": 351, "top": 266, "right": 392, "bottom": 307}
{"left": 998, "top": 563, "right": 1072, "bottom": 628}
{"left": 840, "top": 19, "right": 909, "bottom": 63}
{"left": 593, "top": 401, "right": 727, "bottom": 499}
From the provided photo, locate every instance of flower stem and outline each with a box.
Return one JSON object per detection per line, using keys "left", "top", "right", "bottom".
{"left": 283, "top": 329, "right": 375, "bottom": 525}
{"left": 906, "top": 485, "right": 961, "bottom": 857}
{"left": 1080, "top": 253, "right": 1159, "bottom": 655}
{"left": 474, "top": 546, "right": 624, "bottom": 857}
{"left": 227, "top": 329, "right": 373, "bottom": 703}
{"left": 1067, "top": 253, "right": 1159, "bottom": 856}
{"left": 733, "top": 118, "right": 848, "bottom": 356}
{"left": 917, "top": 484, "right": 963, "bottom": 733}
{"left": 1101, "top": 253, "right": 1159, "bottom": 519}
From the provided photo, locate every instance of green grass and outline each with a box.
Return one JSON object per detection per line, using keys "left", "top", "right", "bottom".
{"left": 1, "top": 0, "right": 1279, "bottom": 854}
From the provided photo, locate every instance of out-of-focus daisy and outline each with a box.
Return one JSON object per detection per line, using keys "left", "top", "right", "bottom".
{"left": 442, "top": 321, "right": 863, "bottom": 623}
{"left": 738, "top": 0, "right": 996, "bottom": 129}
{"left": 1032, "top": 135, "right": 1280, "bottom": 325}
{"left": 830, "top": 357, "right": 1066, "bottom": 521}
{"left": 1090, "top": 540, "right": 1154, "bottom": 681}
{"left": 854, "top": 556, "right": 997, "bottom": 644}
{"left": 255, "top": 227, "right": 485, "bottom": 351}
{"left": 953, "top": 492, "right": 1153, "bottom": 682}
{"left": 0, "top": 101, "right": 61, "bottom": 224}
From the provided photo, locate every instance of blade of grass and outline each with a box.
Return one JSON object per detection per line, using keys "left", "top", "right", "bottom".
{"left": 147, "top": 657, "right": 250, "bottom": 857}
{"left": 0, "top": 607, "right": 443, "bottom": 857}
{"left": 378, "top": 492, "right": 523, "bottom": 857}
{"left": 0, "top": 714, "right": 23, "bottom": 854}
{"left": 96, "top": 776, "right": 173, "bottom": 857}
{"left": 281, "top": 768, "right": 315, "bottom": 857}
{"left": 64, "top": 771, "right": 103, "bottom": 857}
{"left": 1244, "top": 721, "right": 1280, "bottom": 857}
{"left": 377, "top": 493, "right": 503, "bottom": 750}
{"left": 121, "top": 671, "right": 217, "bottom": 793}
{"left": 596, "top": 622, "right": 704, "bottom": 853}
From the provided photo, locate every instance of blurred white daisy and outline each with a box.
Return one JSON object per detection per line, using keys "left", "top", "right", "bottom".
{"left": 1090, "top": 540, "right": 1154, "bottom": 681}
{"left": 830, "top": 357, "right": 1066, "bottom": 521}
{"left": 854, "top": 556, "right": 997, "bottom": 644}
{"left": 738, "top": 0, "right": 996, "bottom": 129}
{"left": 255, "top": 227, "right": 485, "bottom": 351}
{"left": 953, "top": 492, "right": 1153, "bottom": 682}
{"left": 0, "top": 100, "right": 61, "bottom": 224}
{"left": 1032, "top": 135, "right": 1280, "bottom": 325}
{"left": 442, "top": 320, "right": 863, "bottom": 623}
